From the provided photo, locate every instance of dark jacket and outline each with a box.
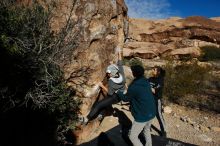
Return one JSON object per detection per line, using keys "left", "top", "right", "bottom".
{"left": 117, "top": 76, "right": 156, "bottom": 122}
{"left": 148, "top": 76, "right": 164, "bottom": 99}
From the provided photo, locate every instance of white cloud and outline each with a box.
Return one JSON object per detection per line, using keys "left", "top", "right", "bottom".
{"left": 125, "top": 0, "right": 173, "bottom": 19}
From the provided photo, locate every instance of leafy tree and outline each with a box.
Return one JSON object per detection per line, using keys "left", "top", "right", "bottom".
{"left": 0, "top": 0, "right": 81, "bottom": 144}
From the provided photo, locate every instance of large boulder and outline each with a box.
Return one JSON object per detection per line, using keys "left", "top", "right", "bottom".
{"left": 123, "top": 41, "right": 172, "bottom": 59}
{"left": 53, "top": 0, "right": 128, "bottom": 143}
{"left": 170, "top": 47, "right": 202, "bottom": 58}
{"left": 18, "top": 0, "right": 128, "bottom": 144}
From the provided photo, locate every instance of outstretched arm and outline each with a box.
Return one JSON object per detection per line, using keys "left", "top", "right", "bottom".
{"left": 117, "top": 47, "right": 122, "bottom": 61}
{"left": 98, "top": 82, "right": 108, "bottom": 93}
{"left": 116, "top": 47, "right": 126, "bottom": 83}
{"left": 117, "top": 86, "right": 133, "bottom": 102}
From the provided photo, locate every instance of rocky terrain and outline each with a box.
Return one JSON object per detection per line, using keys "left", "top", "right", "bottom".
{"left": 124, "top": 16, "right": 220, "bottom": 61}
{"left": 14, "top": 0, "right": 220, "bottom": 145}
{"left": 74, "top": 14, "right": 220, "bottom": 143}
{"left": 78, "top": 103, "right": 220, "bottom": 146}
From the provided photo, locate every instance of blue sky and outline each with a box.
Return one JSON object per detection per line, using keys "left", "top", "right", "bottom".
{"left": 124, "top": 0, "right": 220, "bottom": 19}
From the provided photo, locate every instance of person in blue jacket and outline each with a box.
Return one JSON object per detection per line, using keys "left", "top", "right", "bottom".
{"left": 117, "top": 65, "right": 156, "bottom": 146}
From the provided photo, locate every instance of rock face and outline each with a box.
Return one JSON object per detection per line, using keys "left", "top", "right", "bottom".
{"left": 52, "top": 0, "right": 128, "bottom": 143}
{"left": 50, "top": 0, "right": 128, "bottom": 143}
{"left": 125, "top": 16, "right": 220, "bottom": 60}
{"left": 18, "top": 0, "right": 128, "bottom": 144}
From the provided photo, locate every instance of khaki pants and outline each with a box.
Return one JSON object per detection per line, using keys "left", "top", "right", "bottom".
{"left": 129, "top": 119, "right": 153, "bottom": 146}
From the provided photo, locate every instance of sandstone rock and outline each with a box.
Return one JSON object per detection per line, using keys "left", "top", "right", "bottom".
{"left": 170, "top": 47, "right": 202, "bottom": 58}
{"left": 180, "top": 116, "right": 187, "bottom": 122}
{"left": 16, "top": 0, "right": 127, "bottom": 138}
{"left": 204, "top": 117, "right": 209, "bottom": 120}
{"left": 172, "top": 113, "right": 177, "bottom": 117}
{"left": 193, "top": 124, "right": 200, "bottom": 131}
{"left": 142, "top": 59, "right": 167, "bottom": 70}
{"left": 163, "top": 106, "right": 172, "bottom": 114}
{"left": 126, "top": 16, "right": 220, "bottom": 60}
{"left": 198, "top": 134, "right": 212, "bottom": 142}
{"left": 210, "top": 127, "right": 220, "bottom": 132}
{"left": 186, "top": 118, "right": 195, "bottom": 125}
{"left": 37, "top": 0, "right": 128, "bottom": 144}
{"left": 123, "top": 42, "right": 172, "bottom": 59}
{"left": 199, "top": 125, "right": 210, "bottom": 132}
{"left": 196, "top": 40, "right": 220, "bottom": 48}
{"left": 211, "top": 17, "right": 220, "bottom": 22}
{"left": 197, "top": 61, "right": 212, "bottom": 68}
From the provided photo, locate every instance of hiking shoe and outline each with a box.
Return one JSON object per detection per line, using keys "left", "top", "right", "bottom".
{"left": 97, "top": 114, "right": 104, "bottom": 121}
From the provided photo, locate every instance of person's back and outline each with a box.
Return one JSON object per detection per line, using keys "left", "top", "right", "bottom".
{"left": 117, "top": 65, "right": 156, "bottom": 146}
{"left": 127, "top": 76, "right": 156, "bottom": 122}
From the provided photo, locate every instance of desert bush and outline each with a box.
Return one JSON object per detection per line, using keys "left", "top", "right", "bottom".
{"left": 163, "top": 59, "right": 220, "bottom": 111}
{"left": 199, "top": 45, "right": 220, "bottom": 61}
{"left": 0, "top": 0, "right": 81, "bottom": 144}
{"left": 163, "top": 60, "right": 212, "bottom": 102}
{"left": 127, "top": 57, "right": 144, "bottom": 67}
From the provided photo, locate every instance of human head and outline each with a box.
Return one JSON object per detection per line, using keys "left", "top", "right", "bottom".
{"left": 130, "top": 65, "right": 144, "bottom": 78}
{"left": 106, "top": 64, "right": 119, "bottom": 78}
{"left": 152, "top": 66, "right": 165, "bottom": 77}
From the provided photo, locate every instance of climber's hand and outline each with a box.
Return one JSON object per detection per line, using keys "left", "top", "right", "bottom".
{"left": 98, "top": 82, "right": 108, "bottom": 93}
{"left": 98, "top": 82, "right": 104, "bottom": 88}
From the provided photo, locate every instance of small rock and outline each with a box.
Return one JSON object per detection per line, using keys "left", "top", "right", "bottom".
{"left": 172, "top": 113, "right": 178, "bottom": 117}
{"left": 163, "top": 106, "right": 172, "bottom": 114}
{"left": 186, "top": 117, "right": 195, "bottom": 125}
{"left": 199, "top": 125, "right": 210, "bottom": 132}
{"left": 211, "top": 127, "right": 220, "bottom": 132}
{"left": 194, "top": 126, "right": 200, "bottom": 131}
{"left": 195, "top": 107, "right": 200, "bottom": 110}
{"left": 192, "top": 123, "right": 200, "bottom": 131}
{"left": 204, "top": 117, "right": 208, "bottom": 120}
{"left": 180, "top": 116, "right": 187, "bottom": 122}
{"left": 176, "top": 124, "right": 180, "bottom": 128}
{"left": 198, "top": 134, "right": 212, "bottom": 142}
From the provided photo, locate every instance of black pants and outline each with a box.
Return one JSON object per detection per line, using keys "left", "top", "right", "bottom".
{"left": 87, "top": 94, "right": 120, "bottom": 120}
{"left": 155, "top": 99, "right": 166, "bottom": 133}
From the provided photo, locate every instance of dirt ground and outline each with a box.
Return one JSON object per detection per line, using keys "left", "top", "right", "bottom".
{"left": 79, "top": 103, "right": 220, "bottom": 146}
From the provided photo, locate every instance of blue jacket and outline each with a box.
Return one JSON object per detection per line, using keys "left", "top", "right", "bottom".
{"left": 117, "top": 76, "right": 156, "bottom": 122}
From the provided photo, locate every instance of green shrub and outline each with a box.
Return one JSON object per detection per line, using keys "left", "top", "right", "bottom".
{"left": 199, "top": 45, "right": 220, "bottom": 61}
{"left": 160, "top": 56, "right": 220, "bottom": 112}
{"left": 163, "top": 61, "right": 211, "bottom": 102}
{"left": 0, "top": 0, "right": 80, "bottom": 143}
{"left": 128, "top": 57, "right": 143, "bottom": 67}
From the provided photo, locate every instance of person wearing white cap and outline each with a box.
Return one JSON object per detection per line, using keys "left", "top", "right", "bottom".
{"left": 80, "top": 47, "right": 126, "bottom": 124}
